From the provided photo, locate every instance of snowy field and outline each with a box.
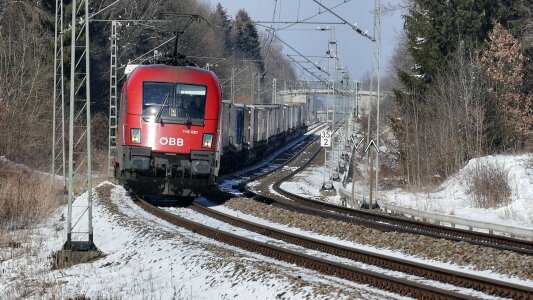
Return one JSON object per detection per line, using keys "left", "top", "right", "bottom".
{"left": 282, "top": 153, "right": 533, "bottom": 229}
{"left": 0, "top": 183, "right": 399, "bottom": 299}
{"left": 379, "top": 154, "right": 533, "bottom": 227}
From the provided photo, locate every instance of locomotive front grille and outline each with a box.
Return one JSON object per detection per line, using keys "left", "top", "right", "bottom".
{"left": 131, "top": 156, "right": 150, "bottom": 171}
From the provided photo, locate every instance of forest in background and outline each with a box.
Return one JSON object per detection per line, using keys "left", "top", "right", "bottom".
{"left": 0, "top": 0, "right": 532, "bottom": 189}
{"left": 0, "top": 0, "right": 296, "bottom": 169}
{"left": 386, "top": 0, "right": 533, "bottom": 187}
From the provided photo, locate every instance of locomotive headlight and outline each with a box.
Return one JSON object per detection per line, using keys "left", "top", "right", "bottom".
{"left": 202, "top": 134, "right": 213, "bottom": 148}
{"left": 130, "top": 128, "right": 141, "bottom": 144}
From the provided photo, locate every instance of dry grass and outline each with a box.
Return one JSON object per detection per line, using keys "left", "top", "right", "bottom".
{"left": 465, "top": 161, "right": 511, "bottom": 209}
{"left": 0, "top": 161, "right": 63, "bottom": 234}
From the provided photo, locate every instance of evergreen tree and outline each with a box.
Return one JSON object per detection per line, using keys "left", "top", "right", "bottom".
{"left": 404, "top": 0, "right": 520, "bottom": 79}
{"left": 211, "top": 3, "right": 233, "bottom": 55}
{"left": 390, "top": 0, "right": 528, "bottom": 184}
{"left": 231, "top": 9, "right": 264, "bottom": 73}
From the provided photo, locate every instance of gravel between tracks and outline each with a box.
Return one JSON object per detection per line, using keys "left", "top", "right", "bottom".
{"left": 92, "top": 184, "right": 398, "bottom": 299}
{"left": 224, "top": 197, "right": 533, "bottom": 281}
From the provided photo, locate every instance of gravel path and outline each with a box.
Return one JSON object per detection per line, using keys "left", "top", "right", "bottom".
{"left": 224, "top": 197, "right": 533, "bottom": 281}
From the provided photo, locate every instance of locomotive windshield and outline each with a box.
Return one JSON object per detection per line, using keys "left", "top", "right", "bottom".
{"left": 142, "top": 82, "right": 207, "bottom": 125}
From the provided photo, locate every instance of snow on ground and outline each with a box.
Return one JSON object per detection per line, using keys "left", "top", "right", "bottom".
{"left": 0, "top": 182, "right": 399, "bottom": 299}
{"left": 279, "top": 164, "right": 342, "bottom": 205}
{"left": 282, "top": 152, "right": 533, "bottom": 229}
{"left": 3, "top": 125, "right": 532, "bottom": 298}
{"left": 198, "top": 198, "right": 533, "bottom": 289}
{"left": 378, "top": 154, "right": 533, "bottom": 228}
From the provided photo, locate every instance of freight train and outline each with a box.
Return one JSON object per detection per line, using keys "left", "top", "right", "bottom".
{"left": 219, "top": 101, "right": 307, "bottom": 173}
{"left": 114, "top": 64, "right": 307, "bottom": 198}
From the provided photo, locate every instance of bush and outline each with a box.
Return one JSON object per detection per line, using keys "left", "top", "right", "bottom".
{"left": 465, "top": 161, "right": 511, "bottom": 208}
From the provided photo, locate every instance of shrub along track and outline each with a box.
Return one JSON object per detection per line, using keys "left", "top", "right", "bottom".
{"left": 243, "top": 137, "right": 533, "bottom": 256}
{"left": 134, "top": 195, "right": 485, "bottom": 300}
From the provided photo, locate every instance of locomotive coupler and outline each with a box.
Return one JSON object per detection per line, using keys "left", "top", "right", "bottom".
{"left": 163, "top": 164, "right": 172, "bottom": 195}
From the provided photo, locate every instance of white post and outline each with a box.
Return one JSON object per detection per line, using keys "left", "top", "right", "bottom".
{"left": 231, "top": 68, "right": 235, "bottom": 104}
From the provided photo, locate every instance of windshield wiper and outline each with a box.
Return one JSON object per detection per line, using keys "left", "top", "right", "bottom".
{"left": 155, "top": 93, "right": 170, "bottom": 123}
{"left": 185, "top": 108, "right": 192, "bottom": 126}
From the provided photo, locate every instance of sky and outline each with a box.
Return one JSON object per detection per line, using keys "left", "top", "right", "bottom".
{"left": 208, "top": 0, "right": 406, "bottom": 82}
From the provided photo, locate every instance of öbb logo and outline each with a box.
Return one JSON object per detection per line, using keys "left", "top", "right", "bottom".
{"left": 159, "top": 137, "right": 184, "bottom": 146}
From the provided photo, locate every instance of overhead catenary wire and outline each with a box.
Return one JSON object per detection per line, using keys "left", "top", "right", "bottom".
{"left": 114, "top": 35, "right": 176, "bottom": 82}
{"left": 275, "top": 0, "right": 353, "bottom": 31}
{"left": 263, "top": 0, "right": 279, "bottom": 60}
{"left": 256, "top": 21, "right": 346, "bottom": 25}
{"left": 311, "top": 0, "right": 374, "bottom": 41}
{"left": 289, "top": 56, "right": 329, "bottom": 75}
{"left": 286, "top": 55, "right": 328, "bottom": 84}
{"left": 89, "top": 0, "right": 123, "bottom": 20}
{"left": 258, "top": 25, "right": 330, "bottom": 77}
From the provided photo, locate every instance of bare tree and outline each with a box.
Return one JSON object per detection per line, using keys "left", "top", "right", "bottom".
{"left": 0, "top": 2, "right": 53, "bottom": 168}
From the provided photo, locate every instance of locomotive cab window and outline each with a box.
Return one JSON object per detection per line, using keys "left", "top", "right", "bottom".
{"left": 142, "top": 82, "right": 207, "bottom": 125}
{"left": 176, "top": 84, "right": 206, "bottom": 121}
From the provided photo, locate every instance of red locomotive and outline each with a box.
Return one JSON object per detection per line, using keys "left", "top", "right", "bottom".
{"left": 114, "top": 64, "right": 222, "bottom": 197}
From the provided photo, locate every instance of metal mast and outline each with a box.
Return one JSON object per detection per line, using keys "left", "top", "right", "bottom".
{"left": 321, "top": 26, "right": 336, "bottom": 191}
{"left": 52, "top": 0, "right": 66, "bottom": 192}
{"left": 375, "top": 0, "right": 382, "bottom": 203}
{"left": 108, "top": 21, "right": 118, "bottom": 178}
{"left": 330, "top": 26, "right": 338, "bottom": 182}
{"left": 251, "top": 71, "right": 255, "bottom": 103}
{"left": 350, "top": 80, "right": 360, "bottom": 206}
{"left": 272, "top": 78, "right": 277, "bottom": 104}
{"left": 65, "top": 0, "right": 97, "bottom": 251}
{"left": 366, "top": 0, "right": 382, "bottom": 209}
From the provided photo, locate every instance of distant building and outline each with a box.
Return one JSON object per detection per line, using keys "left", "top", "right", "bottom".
{"left": 279, "top": 90, "right": 386, "bottom": 120}
{"left": 356, "top": 90, "right": 387, "bottom": 116}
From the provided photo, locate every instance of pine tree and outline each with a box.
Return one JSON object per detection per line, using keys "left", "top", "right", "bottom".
{"left": 231, "top": 9, "right": 264, "bottom": 73}
{"left": 211, "top": 3, "right": 233, "bottom": 55}
{"left": 391, "top": 0, "right": 527, "bottom": 184}
{"left": 404, "top": 0, "right": 520, "bottom": 79}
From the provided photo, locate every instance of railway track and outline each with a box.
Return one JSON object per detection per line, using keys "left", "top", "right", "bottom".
{"left": 187, "top": 202, "right": 533, "bottom": 299}
{"left": 133, "top": 125, "right": 532, "bottom": 299}
{"left": 242, "top": 135, "right": 533, "bottom": 256}
{"left": 219, "top": 132, "right": 320, "bottom": 184}
{"left": 134, "top": 195, "right": 491, "bottom": 299}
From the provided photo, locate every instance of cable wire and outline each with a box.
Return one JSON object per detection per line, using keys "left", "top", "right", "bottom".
{"left": 277, "top": 0, "right": 352, "bottom": 31}
{"left": 263, "top": 0, "right": 279, "bottom": 60}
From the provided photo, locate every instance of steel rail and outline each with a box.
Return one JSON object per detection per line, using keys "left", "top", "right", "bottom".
{"left": 272, "top": 151, "right": 533, "bottom": 255}
{"left": 189, "top": 203, "right": 533, "bottom": 300}
{"left": 133, "top": 196, "right": 477, "bottom": 299}
{"left": 241, "top": 137, "right": 533, "bottom": 256}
